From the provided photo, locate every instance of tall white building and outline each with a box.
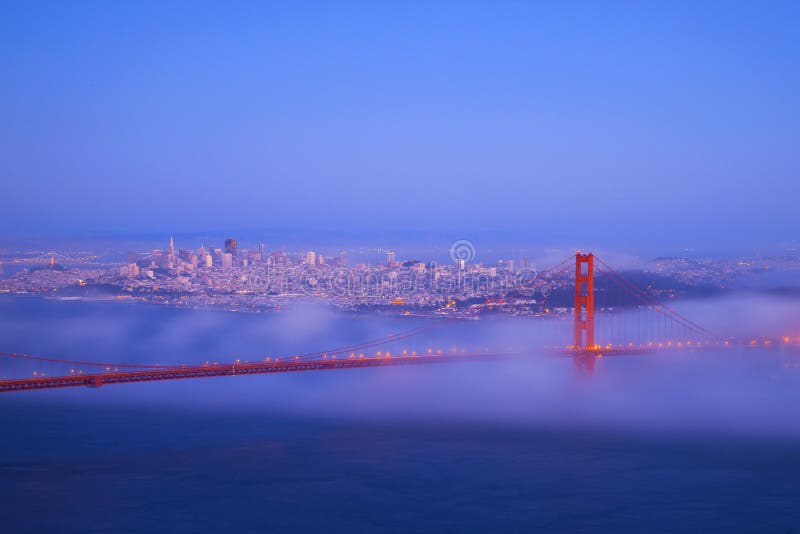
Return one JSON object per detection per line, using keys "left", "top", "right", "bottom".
{"left": 167, "top": 235, "right": 176, "bottom": 269}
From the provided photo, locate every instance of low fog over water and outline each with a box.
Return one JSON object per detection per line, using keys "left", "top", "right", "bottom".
{"left": 3, "top": 293, "right": 800, "bottom": 531}
{"left": 2, "top": 293, "right": 800, "bottom": 439}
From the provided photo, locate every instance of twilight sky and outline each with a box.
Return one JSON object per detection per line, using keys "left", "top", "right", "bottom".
{"left": 1, "top": 1, "right": 798, "bottom": 251}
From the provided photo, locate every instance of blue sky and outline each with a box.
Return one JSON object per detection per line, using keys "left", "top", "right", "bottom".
{"left": 1, "top": 1, "right": 798, "bottom": 251}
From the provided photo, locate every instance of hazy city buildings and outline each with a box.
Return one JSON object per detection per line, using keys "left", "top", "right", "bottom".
{"left": 224, "top": 238, "right": 238, "bottom": 259}
{"left": 2, "top": 235, "right": 793, "bottom": 318}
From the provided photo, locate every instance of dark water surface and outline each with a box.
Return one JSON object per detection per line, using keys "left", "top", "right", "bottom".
{"left": 2, "top": 296, "right": 800, "bottom": 532}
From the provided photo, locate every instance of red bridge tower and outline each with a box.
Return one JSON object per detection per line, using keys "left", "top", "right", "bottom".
{"left": 574, "top": 252, "right": 595, "bottom": 350}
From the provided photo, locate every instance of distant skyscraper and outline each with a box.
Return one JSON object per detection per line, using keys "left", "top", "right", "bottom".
{"left": 305, "top": 251, "right": 317, "bottom": 265}
{"left": 222, "top": 253, "right": 233, "bottom": 269}
{"left": 197, "top": 244, "right": 208, "bottom": 267}
{"left": 167, "top": 236, "right": 176, "bottom": 269}
{"left": 211, "top": 247, "right": 223, "bottom": 265}
{"left": 258, "top": 243, "right": 265, "bottom": 261}
{"left": 224, "top": 238, "right": 238, "bottom": 258}
{"left": 387, "top": 250, "right": 397, "bottom": 268}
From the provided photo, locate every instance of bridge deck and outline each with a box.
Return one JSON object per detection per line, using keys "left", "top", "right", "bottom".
{"left": 0, "top": 352, "right": 525, "bottom": 392}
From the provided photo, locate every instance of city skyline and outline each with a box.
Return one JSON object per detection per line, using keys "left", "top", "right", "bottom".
{"left": 3, "top": 232, "right": 794, "bottom": 321}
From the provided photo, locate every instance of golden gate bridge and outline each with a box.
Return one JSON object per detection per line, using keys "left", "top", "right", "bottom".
{"left": 2, "top": 253, "right": 798, "bottom": 392}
